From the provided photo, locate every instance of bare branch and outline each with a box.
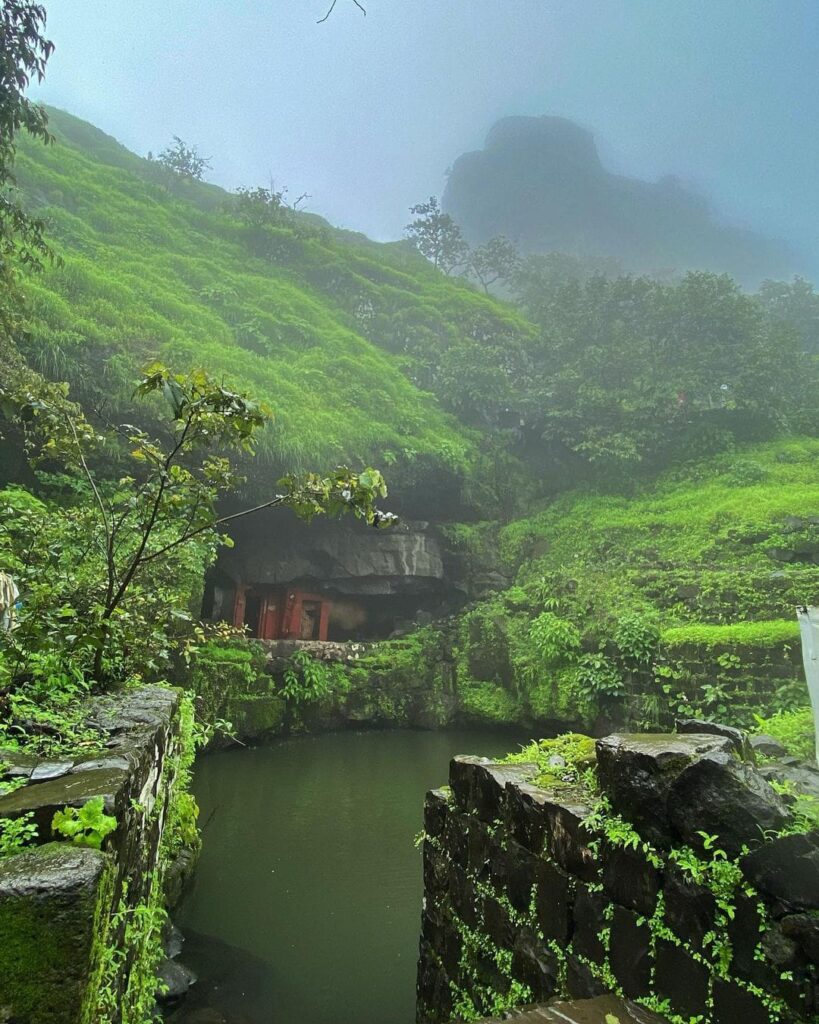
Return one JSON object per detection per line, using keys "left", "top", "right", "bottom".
{"left": 317, "top": 0, "right": 365, "bottom": 23}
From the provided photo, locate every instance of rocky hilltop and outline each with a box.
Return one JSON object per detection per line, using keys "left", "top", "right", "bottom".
{"left": 443, "top": 115, "right": 796, "bottom": 285}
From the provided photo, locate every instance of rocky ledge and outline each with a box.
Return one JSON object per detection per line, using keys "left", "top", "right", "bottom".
{"left": 418, "top": 723, "right": 819, "bottom": 1024}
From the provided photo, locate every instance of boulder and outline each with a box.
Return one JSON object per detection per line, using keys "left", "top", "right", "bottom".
{"left": 448, "top": 756, "right": 537, "bottom": 822}
{"left": 668, "top": 751, "right": 791, "bottom": 855}
{"left": 758, "top": 761, "right": 819, "bottom": 801}
{"left": 596, "top": 733, "right": 733, "bottom": 844}
{"left": 156, "top": 957, "right": 197, "bottom": 1001}
{"left": 751, "top": 734, "right": 789, "bottom": 759}
{"left": 676, "top": 717, "right": 754, "bottom": 761}
{"left": 781, "top": 911, "right": 819, "bottom": 964}
{"left": 741, "top": 832, "right": 819, "bottom": 911}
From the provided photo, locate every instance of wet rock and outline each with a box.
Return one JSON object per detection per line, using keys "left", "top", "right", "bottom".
{"left": 511, "top": 928, "right": 559, "bottom": 1002}
{"left": 662, "top": 864, "right": 715, "bottom": 950}
{"left": 0, "top": 766, "right": 129, "bottom": 836}
{"left": 596, "top": 732, "right": 733, "bottom": 844}
{"left": 164, "top": 922, "right": 185, "bottom": 959}
{"left": 711, "top": 978, "right": 772, "bottom": 1024}
{"left": 505, "top": 781, "right": 552, "bottom": 855}
{"left": 571, "top": 883, "right": 607, "bottom": 964}
{"left": 534, "top": 857, "right": 573, "bottom": 941}
{"left": 751, "top": 733, "right": 788, "bottom": 758}
{"left": 0, "top": 751, "right": 38, "bottom": 784}
{"left": 675, "top": 717, "right": 753, "bottom": 760}
{"left": 564, "top": 955, "right": 608, "bottom": 1000}
{"left": 486, "top": 994, "right": 670, "bottom": 1022}
{"left": 758, "top": 761, "right": 819, "bottom": 801}
{"left": 0, "top": 843, "right": 108, "bottom": 1024}
{"left": 156, "top": 957, "right": 197, "bottom": 1001}
{"left": 608, "top": 905, "right": 651, "bottom": 998}
{"left": 70, "top": 753, "right": 134, "bottom": 774}
{"left": 29, "top": 759, "right": 74, "bottom": 782}
{"left": 668, "top": 751, "right": 791, "bottom": 855}
{"left": 538, "top": 785, "right": 597, "bottom": 881}
{"left": 448, "top": 756, "right": 537, "bottom": 822}
{"left": 601, "top": 841, "right": 660, "bottom": 916}
{"left": 483, "top": 894, "right": 515, "bottom": 950}
{"left": 423, "top": 788, "right": 450, "bottom": 839}
{"left": 654, "top": 939, "right": 710, "bottom": 1019}
{"left": 741, "top": 832, "right": 819, "bottom": 911}
{"left": 781, "top": 911, "right": 819, "bottom": 964}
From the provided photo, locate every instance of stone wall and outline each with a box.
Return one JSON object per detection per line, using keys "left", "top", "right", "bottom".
{"left": 0, "top": 686, "right": 194, "bottom": 1024}
{"left": 417, "top": 730, "right": 819, "bottom": 1024}
{"left": 629, "top": 626, "right": 805, "bottom": 729}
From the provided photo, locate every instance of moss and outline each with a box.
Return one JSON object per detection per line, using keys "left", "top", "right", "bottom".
{"left": 754, "top": 705, "right": 815, "bottom": 761}
{"left": 502, "top": 732, "right": 597, "bottom": 789}
{"left": 0, "top": 844, "right": 108, "bottom": 1024}
{"left": 662, "top": 619, "right": 800, "bottom": 649}
{"left": 226, "top": 694, "right": 286, "bottom": 737}
{"left": 457, "top": 679, "right": 520, "bottom": 724}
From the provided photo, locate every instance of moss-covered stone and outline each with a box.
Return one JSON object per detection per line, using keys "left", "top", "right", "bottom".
{"left": 0, "top": 843, "right": 108, "bottom": 1024}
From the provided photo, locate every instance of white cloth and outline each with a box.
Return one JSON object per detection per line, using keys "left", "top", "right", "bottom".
{"left": 0, "top": 572, "right": 19, "bottom": 632}
{"left": 796, "top": 606, "right": 819, "bottom": 767}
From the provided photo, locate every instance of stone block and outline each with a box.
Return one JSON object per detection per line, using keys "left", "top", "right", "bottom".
{"left": 711, "top": 978, "right": 773, "bottom": 1024}
{"left": 511, "top": 928, "right": 559, "bottom": 1002}
{"left": 661, "top": 864, "right": 715, "bottom": 950}
{"left": 608, "top": 905, "right": 651, "bottom": 998}
{"left": 534, "top": 857, "right": 573, "bottom": 942}
{"left": 668, "top": 752, "right": 790, "bottom": 856}
{"left": 539, "top": 787, "right": 598, "bottom": 881}
{"left": 448, "top": 861, "right": 479, "bottom": 929}
{"left": 0, "top": 843, "right": 108, "bottom": 1024}
{"left": 416, "top": 942, "right": 453, "bottom": 1023}
{"left": 483, "top": 894, "right": 515, "bottom": 951}
{"left": 741, "top": 831, "right": 819, "bottom": 912}
{"left": 507, "top": 841, "right": 539, "bottom": 914}
{"left": 423, "top": 788, "right": 450, "bottom": 839}
{"left": 444, "top": 809, "right": 470, "bottom": 869}
{"left": 423, "top": 840, "right": 449, "bottom": 897}
{"left": 751, "top": 734, "right": 788, "bottom": 759}
{"left": 675, "top": 717, "right": 754, "bottom": 761}
{"left": 449, "top": 756, "right": 537, "bottom": 822}
{"left": 596, "top": 732, "right": 733, "bottom": 844}
{"left": 782, "top": 911, "right": 819, "bottom": 964}
{"left": 572, "top": 883, "right": 607, "bottom": 964}
{"left": 564, "top": 954, "right": 608, "bottom": 1000}
{"left": 653, "top": 939, "right": 710, "bottom": 1018}
{"left": 0, "top": 766, "right": 130, "bottom": 838}
{"left": 601, "top": 841, "right": 660, "bottom": 916}
{"left": 466, "top": 817, "right": 493, "bottom": 876}
{"left": 505, "top": 781, "right": 552, "bottom": 855}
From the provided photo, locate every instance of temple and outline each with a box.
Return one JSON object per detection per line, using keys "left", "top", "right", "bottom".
{"left": 204, "top": 514, "right": 463, "bottom": 643}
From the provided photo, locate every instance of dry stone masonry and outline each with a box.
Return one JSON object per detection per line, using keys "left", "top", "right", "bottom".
{"left": 0, "top": 686, "right": 193, "bottom": 1024}
{"left": 417, "top": 728, "right": 819, "bottom": 1024}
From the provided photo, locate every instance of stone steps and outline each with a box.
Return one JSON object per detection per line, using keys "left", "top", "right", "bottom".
{"left": 471, "top": 994, "right": 669, "bottom": 1023}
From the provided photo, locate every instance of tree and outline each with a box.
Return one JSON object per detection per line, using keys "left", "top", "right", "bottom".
{"left": 467, "top": 236, "right": 520, "bottom": 294}
{"left": 153, "top": 136, "right": 211, "bottom": 183}
{"left": 405, "top": 196, "right": 469, "bottom": 275}
{"left": 0, "top": 1, "right": 54, "bottom": 338}
{"left": 0, "top": 364, "right": 394, "bottom": 745}
{"left": 757, "top": 277, "right": 819, "bottom": 354}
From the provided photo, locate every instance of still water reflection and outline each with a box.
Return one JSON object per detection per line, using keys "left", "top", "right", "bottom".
{"left": 172, "top": 728, "right": 529, "bottom": 1024}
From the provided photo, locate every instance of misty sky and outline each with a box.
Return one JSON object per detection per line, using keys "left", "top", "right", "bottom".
{"left": 30, "top": 1, "right": 819, "bottom": 269}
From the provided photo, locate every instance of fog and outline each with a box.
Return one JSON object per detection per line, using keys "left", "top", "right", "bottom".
{"left": 31, "top": 0, "right": 819, "bottom": 273}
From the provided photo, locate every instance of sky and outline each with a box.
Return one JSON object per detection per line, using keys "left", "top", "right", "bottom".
{"left": 30, "top": 0, "right": 819, "bottom": 268}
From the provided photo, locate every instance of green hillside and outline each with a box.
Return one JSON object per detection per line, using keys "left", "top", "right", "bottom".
{"left": 12, "top": 109, "right": 533, "bottom": 503}
{"left": 390, "top": 437, "right": 819, "bottom": 729}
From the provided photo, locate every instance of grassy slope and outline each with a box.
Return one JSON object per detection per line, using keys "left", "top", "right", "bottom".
{"left": 442, "top": 437, "right": 819, "bottom": 725}
{"left": 13, "top": 108, "right": 531, "bottom": 490}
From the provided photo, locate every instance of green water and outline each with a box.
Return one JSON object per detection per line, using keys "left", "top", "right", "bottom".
{"left": 173, "top": 728, "right": 529, "bottom": 1024}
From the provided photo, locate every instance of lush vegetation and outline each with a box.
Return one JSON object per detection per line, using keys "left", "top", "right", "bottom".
{"left": 12, "top": 109, "right": 541, "bottom": 508}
